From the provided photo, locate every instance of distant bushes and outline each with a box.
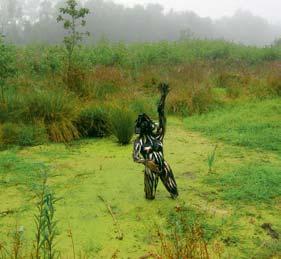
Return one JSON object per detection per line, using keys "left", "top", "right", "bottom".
{"left": 167, "top": 83, "right": 219, "bottom": 116}
{"left": 1, "top": 40, "right": 281, "bottom": 149}
{"left": 17, "top": 40, "right": 281, "bottom": 72}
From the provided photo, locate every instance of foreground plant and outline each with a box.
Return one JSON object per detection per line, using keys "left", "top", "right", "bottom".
{"left": 154, "top": 203, "right": 210, "bottom": 259}
{"left": 33, "top": 174, "right": 59, "bottom": 259}
{"left": 207, "top": 145, "right": 217, "bottom": 173}
{"left": 110, "top": 106, "right": 135, "bottom": 145}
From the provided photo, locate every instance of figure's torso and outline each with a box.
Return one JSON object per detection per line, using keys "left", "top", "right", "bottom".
{"left": 139, "top": 135, "right": 164, "bottom": 169}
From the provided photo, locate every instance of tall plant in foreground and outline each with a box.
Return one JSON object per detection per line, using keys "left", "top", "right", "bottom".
{"left": 208, "top": 145, "right": 217, "bottom": 173}
{"left": 110, "top": 107, "right": 135, "bottom": 145}
{"left": 57, "top": 0, "right": 90, "bottom": 76}
{"left": 33, "top": 174, "right": 59, "bottom": 259}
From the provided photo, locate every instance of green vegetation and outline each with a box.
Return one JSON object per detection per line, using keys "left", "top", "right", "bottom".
{"left": 57, "top": 0, "right": 90, "bottom": 94}
{"left": 1, "top": 38, "right": 281, "bottom": 149}
{"left": 184, "top": 99, "right": 281, "bottom": 153}
{"left": 110, "top": 107, "right": 135, "bottom": 145}
{"left": 206, "top": 164, "right": 281, "bottom": 203}
{"left": 76, "top": 106, "right": 111, "bottom": 138}
{"left": 0, "top": 117, "right": 280, "bottom": 257}
{"left": 0, "top": 17, "right": 281, "bottom": 257}
{"left": 33, "top": 175, "right": 59, "bottom": 259}
{"left": 0, "top": 35, "right": 16, "bottom": 103}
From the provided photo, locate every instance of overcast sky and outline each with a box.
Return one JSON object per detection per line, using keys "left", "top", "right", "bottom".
{"left": 109, "top": 0, "right": 281, "bottom": 24}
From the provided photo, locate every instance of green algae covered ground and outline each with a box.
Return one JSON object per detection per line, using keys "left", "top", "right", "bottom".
{"left": 1, "top": 104, "right": 281, "bottom": 258}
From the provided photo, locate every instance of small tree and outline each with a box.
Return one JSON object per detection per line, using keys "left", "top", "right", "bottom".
{"left": 0, "top": 35, "right": 16, "bottom": 103}
{"left": 57, "top": 0, "right": 90, "bottom": 74}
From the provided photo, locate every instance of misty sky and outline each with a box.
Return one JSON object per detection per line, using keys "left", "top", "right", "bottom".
{"left": 110, "top": 0, "right": 281, "bottom": 24}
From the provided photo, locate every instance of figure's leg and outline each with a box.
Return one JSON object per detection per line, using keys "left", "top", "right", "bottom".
{"left": 160, "top": 161, "right": 178, "bottom": 199}
{"left": 144, "top": 167, "right": 159, "bottom": 200}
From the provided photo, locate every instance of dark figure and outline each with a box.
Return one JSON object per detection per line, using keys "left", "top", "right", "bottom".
{"left": 133, "top": 83, "right": 178, "bottom": 200}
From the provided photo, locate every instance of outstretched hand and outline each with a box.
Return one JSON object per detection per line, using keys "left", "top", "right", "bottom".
{"left": 158, "top": 82, "right": 170, "bottom": 97}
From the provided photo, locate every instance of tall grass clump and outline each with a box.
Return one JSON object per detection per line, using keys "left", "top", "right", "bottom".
{"left": 168, "top": 83, "right": 219, "bottom": 116}
{"left": 0, "top": 93, "right": 23, "bottom": 123}
{"left": 110, "top": 106, "right": 135, "bottom": 145}
{"left": 76, "top": 106, "right": 111, "bottom": 138}
{"left": 207, "top": 145, "right": 217, "bottom": 173}
{"left": 25, "top": 90, "right": 79, "bottom": 143}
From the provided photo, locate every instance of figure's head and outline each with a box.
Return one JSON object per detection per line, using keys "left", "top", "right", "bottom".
{"left": 135, "top": 113, "right": 155, "bottom": 135}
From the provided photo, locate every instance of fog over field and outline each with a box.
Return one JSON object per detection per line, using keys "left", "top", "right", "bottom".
{"left": 1, "top": 0, "right": 281, "bottom": 46}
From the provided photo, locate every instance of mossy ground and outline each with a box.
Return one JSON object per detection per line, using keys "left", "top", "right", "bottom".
{"left": 0, "top": 115, "right": 281, "bottom": 258}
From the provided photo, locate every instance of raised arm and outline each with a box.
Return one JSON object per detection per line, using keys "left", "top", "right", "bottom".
{"left": 156, "top": 83, "right": 169, "bottom": 140}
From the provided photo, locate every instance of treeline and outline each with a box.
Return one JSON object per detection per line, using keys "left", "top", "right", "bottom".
{"left": 1, "top": 0, "right": 281, "bottom": 46}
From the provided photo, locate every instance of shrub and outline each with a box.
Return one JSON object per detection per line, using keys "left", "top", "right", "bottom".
{"left": 110, "top": 106, "right": 135, "bottom": 145}
{"left": 76, "top": 106, "right": 111, "bottom": 138}
{"left": 0, "top": 92, "right": 25, "bottom": 123}
{"left": 0, "top": 123, "right": 48, "bottom": 147}
{"left": 24, "top": 90, "right": 79, "bottom": 143}
{"left": 167, "top": 87, "right": 190, "bottom": 116}
{"left": 63, "top": 66, "right": 88, "bottom": 97}
{"left": 155, "top": 203, "right": 212, "bottom": 258}
{"left": 267, "top": 72, "right": 281, "bottom": 96}
{"left": 189, "top": 83, "right": 216, "bottom": 114}
{"left": 17, "top": 124, "right": 48, "bottom": 146}
{"left": 0, "top": 123, "right": 19, "bottom": 146}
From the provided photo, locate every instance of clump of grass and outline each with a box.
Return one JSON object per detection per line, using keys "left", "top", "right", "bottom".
{"left": 0, "top": 241, "right": 8, "bottom": 258}
{"left": 167, "top": 90, "right": 190, "bottom": 117}
{"left": 110, "top": 106, "right": 135, "bottom": 145}
{"left": 254, "top": 240, "right": 281, "bottom": 258}
{"left": 25, "top": 90, "right": 79, "bottom": 143}
{"left": 11, "top": 224, "right": 25, "bottom": 259}
{"left": 0, "top": 93, "right": 25, "bottom": 123}
{"left": 76, "top": 105, "right": 112, "bottom": 138}
{"left": 154, "top": 203, "right": 212, "bottom": 258}
{"left": 206, "top": 164, "right": 281, "bottom": 203}
{"left": 63, "top": 66, "right": 89, "bottom": 97}
{"left": 168, "top": 83, "right": 218, "bottom": 116}
{"left": 207, "top": 145, "right": 217, "bottom": 173}
{"left": 267, "top": 72, "right": 281, "bottom": 97}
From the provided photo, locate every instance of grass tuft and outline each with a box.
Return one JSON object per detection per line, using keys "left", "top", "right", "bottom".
{"left": 206, "top": 164, "right": 281, "bottom": 203}
{"left": 110, "top": 106, "right": 135, "bottom": 145}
